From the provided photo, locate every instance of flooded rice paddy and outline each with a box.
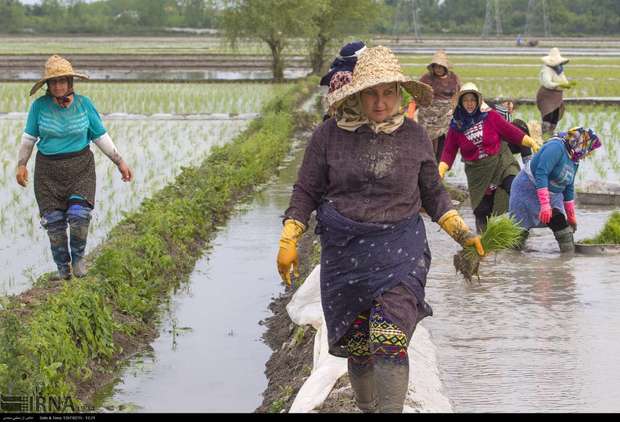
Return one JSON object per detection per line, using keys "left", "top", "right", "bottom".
{"left": 0, "top": 83, "right": 289, "bottom": 295}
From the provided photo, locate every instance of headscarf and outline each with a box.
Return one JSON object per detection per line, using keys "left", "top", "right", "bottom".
{"left": 558, "top": 127, "right": 602, "bottom": 162}
{"left": 335, "top": 83, "right": 404, "bottom": 135}
{"left": 553, "top": 64, "right": 564, "bottom": 75}
{"left": 450, "top": 95, "right": 488, "bottom": 133}
{"left": 320, "top": 41, "right": 366, "bottom": 87}
{"left": 328, "top": 71, "right": 353, "bottom": 94}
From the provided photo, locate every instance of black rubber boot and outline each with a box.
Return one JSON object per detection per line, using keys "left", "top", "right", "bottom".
{"left": 348, "top": 359, "right": 376, "bottom": 413}
{"left": 374, "top": 358, "right": 409, "bottom": 413}
{"left": 553, "top": 227, "right": 575, "bottom": 253}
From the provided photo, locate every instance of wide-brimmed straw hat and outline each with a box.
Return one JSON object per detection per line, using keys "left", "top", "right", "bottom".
{"left": 427, "top": 49, "right": 451, "bottom": 72}
{"left": 327, "top": 46, "right": 433, "bottom": 108}
{"left": 30, "top": 55, "right": 89, "bottom": 96}
{"left": 541, "top": 47, "right": 569, "bottom": 67}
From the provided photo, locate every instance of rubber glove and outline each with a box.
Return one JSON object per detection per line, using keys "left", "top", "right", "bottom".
{"left": 438, "top": 210, "right": 485, "bottom": 256}
{"left": 536, "top": 188, "right": 552, "bottom": 224}
{"left": 277, "top": 219, "right": 306, "bottom": 286}
{"left": 438, "top": 162, "right": 450, "bottom": 179}
{"left": 558, "top": 83, "right": 572, "bottom": 90}
{"left": 16, "top": 165, "right": 28, "bottom": 187}
{"left": 521, "top": 135, "right": 541, "bottom": 153}
{"left": 564, "top": 200, "right": 577, "bottom": 231}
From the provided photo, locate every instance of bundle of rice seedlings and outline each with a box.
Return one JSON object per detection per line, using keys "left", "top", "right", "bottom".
{"left": 582, "top": 211, "right": 620, "bottom": 245}
{"left": 454, "top": 214, "right": 525, "bottom": 282}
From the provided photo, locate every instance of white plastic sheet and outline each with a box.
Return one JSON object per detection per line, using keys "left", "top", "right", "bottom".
{"left": 286, "top": 265, "right": 452, "bottom": 413}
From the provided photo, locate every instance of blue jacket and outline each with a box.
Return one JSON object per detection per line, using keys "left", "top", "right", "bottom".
{"left": 527, "top": 138, "right": 577, "bottom": 201}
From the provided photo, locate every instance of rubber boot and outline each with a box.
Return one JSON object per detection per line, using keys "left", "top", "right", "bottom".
{"left": 553, "top": 227, "right": 575, "bottom": 253}
{"left": 67, "top": 204, "right": 92, "bottom": 278}
{"left": 515, "top": 230, "right": 529, "bottom": 250}
{"left": 42, "top": 211, "right": 72, "bottom": 280}
{"left": 374, "top": 358, "right": 409, "bottom": 413}
{"left": 348, "top": 358, "right": 376, "bottom": 413}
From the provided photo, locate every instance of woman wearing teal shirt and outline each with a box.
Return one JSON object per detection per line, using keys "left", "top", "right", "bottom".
{"left": 16, "top": 55, "right": 133, "bottom": 280}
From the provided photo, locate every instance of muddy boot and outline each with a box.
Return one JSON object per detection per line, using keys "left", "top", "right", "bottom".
{"left": 67, "top": 204, "right": 92, "bottom": 278}
{"left": 49, "top": 264, "right": 72, "bottom": 281}
{"left": 374, "top": 358, "right": 409, "bottom": 413}
{"left": 553, "top": 227, "right": 575, "bottom": 253}
{"left": 42, "top": 211, "right": 72, "bottom": 280}
{"left": 348, "top": 358, "right": 376, "bottom": 413}
{"left": 515, "top": 230, "right": 529, "bottom": 250}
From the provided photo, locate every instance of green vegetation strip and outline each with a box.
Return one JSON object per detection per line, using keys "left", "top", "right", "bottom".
{"left": 583, "top": 211, "right": 620, "bottom": 244}
{"left": 0, "top": 77, "right": 316, "bottom": 410}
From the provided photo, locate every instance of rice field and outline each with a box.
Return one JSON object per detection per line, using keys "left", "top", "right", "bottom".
{"left": 0, "top": 83, "right": 290, "bottom": 115}
{"left": 403, "top": 58, "right": 620, "bottom": 98}
{"left": 445, "top": 105, "right": 620, "bottom": 186}
{"left": 0, "top": 82, "right": 288, "bottom": 295}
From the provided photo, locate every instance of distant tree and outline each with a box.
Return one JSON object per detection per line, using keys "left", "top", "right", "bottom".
{"left": 307, "top": 0, "right": 382, "bottom": 75}
{"left": 222, "top": 0, "right": 316, "bottom": 81}
{"left": 0, "top": 0, "right": 26, "bottom": 33}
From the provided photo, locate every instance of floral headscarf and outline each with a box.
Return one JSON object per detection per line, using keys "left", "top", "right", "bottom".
{"left": 559, "top": 127, "right": 602, "bottom": 162}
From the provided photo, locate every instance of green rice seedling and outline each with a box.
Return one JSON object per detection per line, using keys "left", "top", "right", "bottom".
{"left": 454, "top": 214, "right": 524, "bottom": 282}
{"left": 582, "top": 211, "right": 620, "bottom": 245}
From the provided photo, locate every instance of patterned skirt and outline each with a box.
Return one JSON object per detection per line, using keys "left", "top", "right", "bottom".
{"left": 34, "top": 147, "right": 96, "bottom": 216}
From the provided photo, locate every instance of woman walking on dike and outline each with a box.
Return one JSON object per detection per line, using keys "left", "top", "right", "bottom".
{"left": 509, "top": 127, "right": 601, "bottom": 252}
{"left": 536, "top": 47, "right": 575, "bottom": 136}
{"left": 417, "top": 49, "right": 461, "bottom": 162}
{"left": 437, "top": 83, "right": 541, "bottom": 233}
{"left": 276, "top": 46, "right": 485, "bottom": 413}
{"left": 16, "top": 55, "right": 133, "bottom": 280}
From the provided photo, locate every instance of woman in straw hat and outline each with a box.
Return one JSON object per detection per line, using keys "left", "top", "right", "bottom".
{"left": 509, "top": 127, "right": 601, "bottom": 252}
{"left": 417, "top": 49, "right": 461, "bottom": 161}
{"left": 536, "top": 47, "right": 575, "bottom": 136}
{"left": 437, "top": 83, "right": 542, "bottom": 233}
{"left": 16, "top": 54, "right": 133, "bottom": 280}
{"left": 276, "top": 46, "right": 484, "bottom": 413}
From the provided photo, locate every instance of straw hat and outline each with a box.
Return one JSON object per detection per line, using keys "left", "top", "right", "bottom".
{"left": 427, "top": 49, "right": 451, "bottom": 72}
{"left": 327, "top": 46, "right": 433, "bottom": 108}
{"left": 541, "top": 47, "right": 569, "bottom": 67}
{"left": 30, "top": 55, "right": 89, "bottom": 96}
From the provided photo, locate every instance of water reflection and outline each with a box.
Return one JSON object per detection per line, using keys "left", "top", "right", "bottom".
{"left": 424, "top": 207, "right": 620, "bottom": 412}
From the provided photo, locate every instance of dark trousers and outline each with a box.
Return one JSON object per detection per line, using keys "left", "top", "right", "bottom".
{"left": 474, "top": 175, "right": 516, "bottom": 233}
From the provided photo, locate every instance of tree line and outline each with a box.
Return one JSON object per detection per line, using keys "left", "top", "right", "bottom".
{"left": 1, "top": 0, "right": 618, "bottom": 37}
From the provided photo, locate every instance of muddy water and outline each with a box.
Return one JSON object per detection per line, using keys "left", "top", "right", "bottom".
{"left": 423, "top": 205, "right": 620, "bottom": 412}
{"left": 94, "top": 126, "right": 310, "bottom": 413}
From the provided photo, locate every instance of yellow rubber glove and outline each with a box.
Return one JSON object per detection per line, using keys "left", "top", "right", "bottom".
{"left": 438, "top": 210, "right": 485, "bottom": 256}
{"left": 277, "top": 219, "right": 306, "bottom": 286}
{"left": 438, "top": 162, "right": 450, "bottom": 179}
{"left": 521, "top": 135, "right": 541, "bottom": 153}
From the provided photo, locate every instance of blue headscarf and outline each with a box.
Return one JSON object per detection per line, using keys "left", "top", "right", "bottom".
{"left": 320, "top": 41, "right": 366, "bottom": 87}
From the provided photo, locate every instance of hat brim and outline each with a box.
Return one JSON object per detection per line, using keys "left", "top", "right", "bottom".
{"left": 541, "top": 57, "right": 569, "bottom": 67}
{"left": 29, "top": 72, "right": 89, "bottom": 96}
{"left": 327, "top": 74, "right": 433, "bottom": 108}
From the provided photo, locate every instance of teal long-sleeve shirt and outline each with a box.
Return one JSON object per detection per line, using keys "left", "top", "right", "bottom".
{"left": 527, "top": 138, "right": 577, "bottom": 201}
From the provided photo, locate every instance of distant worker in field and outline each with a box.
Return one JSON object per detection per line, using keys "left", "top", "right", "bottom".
{"left": 536, "top": 47, "right": 576, "bottom": 136}
{"left": 16, "top": 55, "right": 133, "bottom": 280}
{"left": 509, "top": 127, "right": 601, "bottom": 252}
{"left": 277, "top": 46, "right": 484, "bottom": 413}
{"left": 319, "top": 41, "right": 366, "bottom": 120}
{"left": 485, "top": 99, "right": 536, "bottom": 165}
{"left": 437, "top": 83, "right": 542, "bottom": 233}
{"left": 417, "top": 49, "right": 461, "bottom": 162}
